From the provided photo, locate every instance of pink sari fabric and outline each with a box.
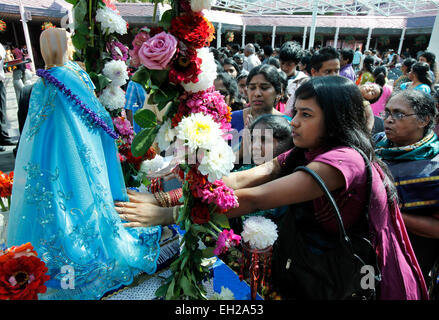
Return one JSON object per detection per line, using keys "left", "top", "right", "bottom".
{"left": 277, "top": 146, "right": 429, "bottom": 300}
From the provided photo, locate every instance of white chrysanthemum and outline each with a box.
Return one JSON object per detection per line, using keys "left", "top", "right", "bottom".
{"left": 99, "top": 85, "right": 126, "bottom": 111}
{"left": 191, "top": 0, "right": 216, "bottom": 12}
{"left": 181, "top": 47, "right": 217, "bottom": 93}
{"left": 96, "top": 7, "right": 127, "bottom": 35}
{"left": 155, "top": 119, "right": 176, "bottom": 152}
{"left": 198, "top": 138, "right": 235, "bottom": 182}
{"left": 176, "top": 113, "right": 222, "bottom": 152}
{"left": 210, "top": 286, "right": 235, "bottom": 300}
{"left": 139, "top": 155, "right": 165, "bottom": 177}
{"left": 102, "top": 60, "right": 129, "bottom": 87}
{"left": 241, "top": 216, "right": 278, "bottom": 250}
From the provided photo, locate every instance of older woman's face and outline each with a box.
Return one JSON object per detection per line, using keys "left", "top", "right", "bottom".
{"left": 360, "top": 83, "right": 381, "bottom": 101}
{"left": 383, "top": 95, "right": 428, "bottom": 147}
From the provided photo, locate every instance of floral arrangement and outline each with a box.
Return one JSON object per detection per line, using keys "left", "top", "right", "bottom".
{"left": 126, "top": 0, "right": 241, "bottom": 299}
{"left": 0, "top": 20, "right": 6, "bottom": 33}
{"left": 226, "top": 31, "right": 234, "bottom": 43}
{"left": 0, "top": 171, "right": 13, "bottom": 212}
{"left": 241, "top": 216, "right": 278, "bottom": 250}
{"left": 0, "top": 243, "right": 50, "bottom": 300}
{"left": 41, "top": 22, "right": 56, "bottom": 31}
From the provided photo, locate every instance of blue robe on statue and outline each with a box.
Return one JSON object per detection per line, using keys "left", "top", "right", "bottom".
{"left": 7, "top": 61, "right": 162, "bottom": 300}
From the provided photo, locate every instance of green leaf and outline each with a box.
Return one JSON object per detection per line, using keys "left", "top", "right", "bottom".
{"left": 210, "top": 213, "right": 230, "bottom": 229}
{"left": 131, "top": 126, "right": 159, "bottom": 157}
{"left": 201, "top": 247, "right": 215, "bottom": 258}
{"left": 158, "top": 9, "right": 175, "bottom": 29}
{"left": 133, "top": 109, "right": 157, "bottom": 128}
{"left": 155, "top": 283, "right": 169, "bottom": 298}
{"left": 180, "top": 274, "right": 199, "bottom": 299}
{"left": 153, "top": 84, "right": 180, "bottom": 105}
{"left": 73, "top": 0, "right": 87, "bottom": 22}
{"left": 64, "top": 0, "right": 78, "bottom": 5}
{"left": 165, "top": 278, "right": 176, "bottom": 299}
{"left": 72, "top": 34, "right": 87, "bottom": 50}
{"left": 75, "top": 23, "right": 89, "bottom": 36}
{"left": 150, "top": 69, "right": 169, "bottom": 87}
{"left": 131, "top": 66, "right": 151, "bottom": 88}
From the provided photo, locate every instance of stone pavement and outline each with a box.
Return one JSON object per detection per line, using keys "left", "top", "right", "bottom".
{"left": 0, "top": 72, "right": 38, "bottom": 173}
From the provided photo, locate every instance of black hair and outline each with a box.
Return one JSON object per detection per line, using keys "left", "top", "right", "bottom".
{"left": 277, "top": 70, "right": 288, "bottom": 103}
{"left": 293, "top": 76, "right": 397, "bottom": 204}
{"left": 402, "top": 58, "right": 417, "bottom": 72}
{"left": 300, "top": 52, "right": 312, "bottom": 75}
{"left": 266, "top": 56, "right": 280, "bottom": 69}
{"left": 246, "top": 64, "right": 282, "bottom": 94}
{"left": 340, "top": 48, "right": 354, "bottom": 64}
{"left": 263, "top": 45, "right": 274, "bottom": 57}
{"left": 214, "top": 59, "right": 224, "bottom": 73}
{"left": 362, "top": 55, "right": 375, "bottom": 74}
{"left": 373, "top": 66, "right": 388, "bottom": 87}
{"left": 419, "top": 51, "right": 438, "bottom": 83}
{"left": 236, "top": 70, "right": 249, "bottom": 83}
{"left": 223, "top": 58, "right": 241, "bottom": 74}
{"left": 391, "top": 89, "right": 438, "bottom": 135}
{"left": 411, "top": 62, "right": 433, "bottom": 88}
{"left": 249, "top": 114, "right": 294, "bottom": 155}
{"left": 216, "top": 72, "right": 239, "bottom": 102}
{"left": 310, "top": 46, "right": 340, "bottom": 72}
{"left": 279, "top": 41, "right": 304, "bottom": 64}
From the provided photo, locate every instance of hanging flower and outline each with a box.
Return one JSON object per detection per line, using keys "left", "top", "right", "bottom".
{"left": 99, "top": 85, "right": 126, "bottom": 111}
{"left": 113, "top": 116, "right": 134, "bottom": 145}
{"left": 183, "top": 87, "right": 232, "bottom": 134}
{"left": 0, "top": 243, "right": 50, "bottom": 300}
{"left": 169, "top": 45, "right": 202, "bottom": 85}
{"left": 175, "top": 112, "right": 222, "bottom": 153}
{"left": 102, "top": 60, "right": 129, "bottom": 87}
{"left": 192, "top": 179, "right": 238, "bottom": 211}
{"left": 169, "top": 12, "right": 215, "bottom": 49}
{"left": 181, "top": 47, "right": 217, "bottom": 93}
{"left": 138, "top": 31, "right": 178, "bottom": 70}
{"left": 155, "top": 119, "right": 176, "bottom": 152}
{"left": 102, "top": 0, "right": 118, "bottom": 12}
{"left": 41, "top": 22, "right": 55, "bottom": 31}
{"left": 197, "top": 137, "right": 235, "bottom": 183}
{"left": 139, "top": 155, "right": 165, "bottom": 177}
{"left": 190, "top": 202, "right": 210, "bottom": 224}
{"left": 190, "top": 0, "right": 216, "bottom": 12}
{"left": 0, "top": 20, "right": 6, "bottom": 33}
{"left": 106, "top": 40, "right": 129, "bottom": 61}
{"left": 0, "top": 171, "right": 13, "bottom": 212}
{"left": 213, "top": 229, "right": 241, "bottom": 256}
{"left": 241, "top": 216, "right": 278, "bottom": 250}
{"left": 96, "top": 6, "right": 127, "bottom": 35}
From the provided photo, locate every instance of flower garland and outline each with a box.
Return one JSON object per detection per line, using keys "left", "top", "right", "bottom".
{"left": 130, "top": 0, "right": 239, "bottom": 300}
{"left": 41, "top": 22, "right": 55, "bottom": 31}
{"left": 36, "top": 68, "right": 119, "bottom": 139}
{"left": 0, "top": 20, "right": 6, "bottom": 33}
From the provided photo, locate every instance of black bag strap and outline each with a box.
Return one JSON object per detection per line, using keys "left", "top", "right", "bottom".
{"left": 293, "top": 147, "right": 373, "bottom": 248}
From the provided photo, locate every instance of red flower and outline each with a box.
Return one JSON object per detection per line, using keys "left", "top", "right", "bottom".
{"left": 190, "top": 202, "right": 210, "bottom": 225}
{"left": 169, "top": 13, "right": 215, "bottom": 49}
{"left": 0, "top": 243, "right": 50, "bottom": 300}
{"left": 169, "top": 46, "right": 202, "bottom": 85}
{"left": 0, "top": 171, "right": 13, "bottom": 198}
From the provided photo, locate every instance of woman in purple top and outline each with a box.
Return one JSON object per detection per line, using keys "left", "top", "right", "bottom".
{"left": 114, "top": 76, "right": 428, "bottom": 300}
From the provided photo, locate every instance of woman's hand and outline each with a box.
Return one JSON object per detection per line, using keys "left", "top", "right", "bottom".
{"left": 115, "top": 191, "right": 174, "bottom": 227}
{"left": 125, "top": 189, "right": 159, "bottom": 205}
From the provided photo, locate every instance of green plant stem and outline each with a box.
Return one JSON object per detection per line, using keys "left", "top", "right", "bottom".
{"left": 208, "top": 221, "right": 222, "bottom": 235}
{"left": 0, "top": 198, "right": 7, "bottom": 212}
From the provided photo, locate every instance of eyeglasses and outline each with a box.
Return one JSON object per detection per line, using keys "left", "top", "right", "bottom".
{"left": 379, "top": 111, "right": 417, "bottom": 120}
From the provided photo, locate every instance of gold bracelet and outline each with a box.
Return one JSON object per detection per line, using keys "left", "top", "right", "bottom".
{"left": 172, "top": 206, "right": 180, "bottom": 224}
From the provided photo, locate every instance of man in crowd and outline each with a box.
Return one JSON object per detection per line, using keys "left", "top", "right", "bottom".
{"left": 339, "top": 48, "right": 356, "bottom": 82}
{"left": 353, "top": 47, "right": 362, "bottom": 71}
{"left": 242, "top": 43, "right": 261, "bottom": 72}
{"left": 310, "top": 46, "right": 340, "bottom": 76}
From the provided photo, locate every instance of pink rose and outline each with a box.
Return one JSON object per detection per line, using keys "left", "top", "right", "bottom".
{"left": 138, "top": 31, "right": 178, "bottom": 70}
{"left": 132, "top": 31, "right": 150, "bottom": 48}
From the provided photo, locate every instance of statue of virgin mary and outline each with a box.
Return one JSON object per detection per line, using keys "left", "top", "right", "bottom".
{"left": 6, "top": 28, "right": 162, "bottom": 300}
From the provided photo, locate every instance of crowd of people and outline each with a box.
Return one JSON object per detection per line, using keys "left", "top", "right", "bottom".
{"left": 118, "top": 41, "right": 439, "bottom": 300}
{"left": 3, "top": 30, "right": 439, "bottom": 299}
